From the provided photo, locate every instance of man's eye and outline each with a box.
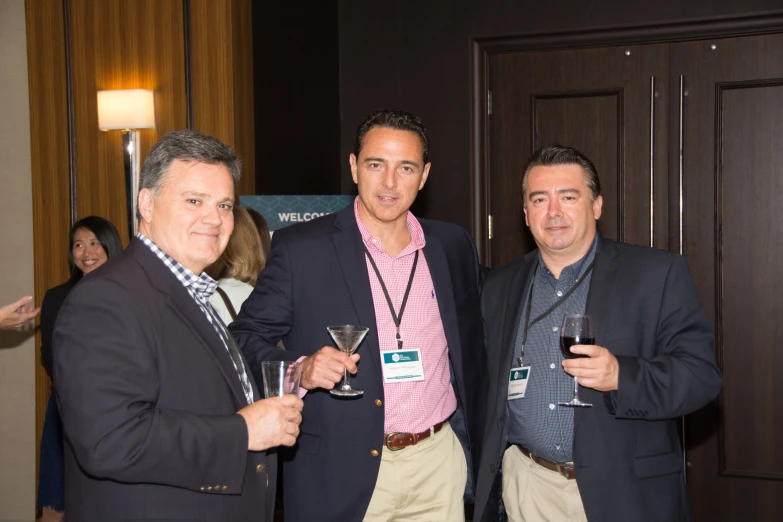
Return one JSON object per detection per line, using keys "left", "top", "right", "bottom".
{"left": 219, "top": 204, "right": 233, "bottom": 210}
{"left": 187, "top": 199, "right": 200, "bottom": 205}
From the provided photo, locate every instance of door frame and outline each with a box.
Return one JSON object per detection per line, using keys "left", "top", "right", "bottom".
{"left": 469, "top": 10, "right": 783, "bottom": 265}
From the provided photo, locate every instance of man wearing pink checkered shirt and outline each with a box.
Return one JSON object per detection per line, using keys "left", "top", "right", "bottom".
{"left": 232, "top": 110, "right": 485, "bottom": 522}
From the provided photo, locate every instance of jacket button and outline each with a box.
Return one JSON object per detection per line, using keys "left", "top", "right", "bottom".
{"left": 256, "top": 464, "right": 265, "bottom": 473}
{"left": 221, "top": 485, "right": 228, "bottom": 491}
{"left": 375, "top": 399, "right": 383, "bottom": 406}
{"left": 370, "top": 449, "right": 379, "bottom": 457}
{"left": 206, "top": 486, "right": 214, "bottom": 491}
{"left": 200, "top": 486, "right": 206, "bottom": 491}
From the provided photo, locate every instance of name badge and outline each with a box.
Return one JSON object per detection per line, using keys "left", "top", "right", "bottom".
{"left": 508, "top": 366, "right": 532, "bottom": 399}
{"left": 381, "top": 348, "right": 425, "bottom": 383}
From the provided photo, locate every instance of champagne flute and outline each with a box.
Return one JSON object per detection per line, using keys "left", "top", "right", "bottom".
{"left": 558, "top": 314, "right": 594, "bottom": 407}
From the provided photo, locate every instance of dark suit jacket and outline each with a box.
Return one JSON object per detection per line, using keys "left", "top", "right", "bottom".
{"left": 230, "top": 204, "right": 485, "bottom": 522}
{"left": 40, "top": 278, "right": 76, "bottom": 379}
{"left": 474, "top": 238, "right": 722, "bottom": 522}
{"left": 53, "top": 239, "right": 275, "bottom": 522}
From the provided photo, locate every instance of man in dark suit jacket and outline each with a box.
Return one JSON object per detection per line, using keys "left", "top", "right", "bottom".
{"left": 231, "top": 110, "right": 485, "bottom": 522}
{"left": 473, "top": 145, "right": 722, "bottom": 522}
{"left": 53, "top": 130, "right": 303, "bottom": 522}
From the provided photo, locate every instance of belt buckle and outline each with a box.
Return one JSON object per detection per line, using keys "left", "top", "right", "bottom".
{"left": 556, "top": 462, "right": 574, "bottom": 479}
{"left": 384, "top": 432, "right": 405, "bottom": 451}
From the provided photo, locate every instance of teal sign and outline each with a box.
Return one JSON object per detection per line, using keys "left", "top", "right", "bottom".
{"left": 240, "top": 195, "right": 355, "bottom": 231}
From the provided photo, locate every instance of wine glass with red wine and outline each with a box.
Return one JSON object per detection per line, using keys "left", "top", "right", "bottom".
{"left": 558, "top": 314, "right": 594, "bottom": 407}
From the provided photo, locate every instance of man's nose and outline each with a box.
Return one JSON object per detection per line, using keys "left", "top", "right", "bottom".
{"left": 547, "top": 199, "right": 562, "bottom": 217}
{"left": 381, "top": 169, "right": 396, "bottom": 189}
{"left": 202, "top": 205, "right": 222, "bottom": 224}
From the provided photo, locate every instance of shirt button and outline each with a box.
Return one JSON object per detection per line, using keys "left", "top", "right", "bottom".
{"left": 549, "top": 404, "right": 555, "bottom": 410}
{"left": 556, "top": 290, "right": 563, "bottom": 297}
{"left": 550, "top": 363, "right": 556, "bottom": 369}
{"left": 552, "top": 326, "right": 558, "bottom": 332}
{"left": 370, "top": 449, "right": 379, "bottom": 457}
{"left": 256, "top": 464, "right": 265, "bottom": 474}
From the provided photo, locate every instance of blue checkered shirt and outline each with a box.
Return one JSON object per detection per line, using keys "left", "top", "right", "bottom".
{"left": 506, "top": 235, "right": 597, "bottom": 463}
{"left": 137, "top": 234, "right": 254, "bottom": 405}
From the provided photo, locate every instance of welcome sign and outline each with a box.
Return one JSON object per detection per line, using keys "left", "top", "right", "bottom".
{"left": 240, "top": 195, "right": 355, "bottom": 232}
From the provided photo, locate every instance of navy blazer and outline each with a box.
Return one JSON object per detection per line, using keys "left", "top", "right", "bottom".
{"left": 474, "top": 238, "right": 722, "bottom": 522}
{"left": 54, "top": 239, "right": 274, "bottom": 522}
{"left": 231, "top": 204, "right": 485, "bottom": 522}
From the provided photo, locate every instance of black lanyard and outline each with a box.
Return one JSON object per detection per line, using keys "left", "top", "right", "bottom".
{"left": 363, "top": 246, "right": 419, "bottom": 350}
{"left": 518, "top": 260, "right": 595, "bottom": 365}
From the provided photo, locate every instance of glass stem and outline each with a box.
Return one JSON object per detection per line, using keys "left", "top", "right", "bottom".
{"left": 573, "top": 375, "right": 579, "bottom": 399}
{"left": 343, "top": 368, "right": 350, "bottom": 389}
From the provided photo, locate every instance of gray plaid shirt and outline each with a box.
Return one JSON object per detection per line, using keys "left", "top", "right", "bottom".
{"left": 137, "top": 234, "right": 254, "bottom": 405}
{"left": 506, "top": 235, "right": 597, "bottom": 463}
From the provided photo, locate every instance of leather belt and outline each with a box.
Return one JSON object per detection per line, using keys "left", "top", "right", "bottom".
{"left": 384, "top": 421, "right": 447, "bottom": 451}
{"left": 516, "top": 444, "right": 576, "bottom": 480}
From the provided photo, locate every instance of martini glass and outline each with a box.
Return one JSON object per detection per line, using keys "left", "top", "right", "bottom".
{"left": 327, "top": 325, "right": 369, "bottom": 397}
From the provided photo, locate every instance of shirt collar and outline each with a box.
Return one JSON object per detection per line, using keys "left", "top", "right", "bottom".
{"left": 136, "top": 233, "right": 218, "bottom": 300}
{"left": 537, "top": 233, "right": 598, "bottom": 283}
{"left": 353, "top": 196, "right": 426, "bottom": 257}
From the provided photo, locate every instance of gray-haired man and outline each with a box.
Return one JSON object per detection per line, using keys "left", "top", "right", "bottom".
{"left": 54, "top": 129, "right": 302, "bottom": 522}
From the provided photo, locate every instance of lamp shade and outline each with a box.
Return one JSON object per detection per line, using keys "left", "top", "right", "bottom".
{"left": 97, "top": 89, "right": 155, "bottom": 130}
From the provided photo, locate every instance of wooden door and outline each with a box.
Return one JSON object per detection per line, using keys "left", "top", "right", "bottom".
{"left": 487, "top": 43, "right": 669, "bottom": 268}
{"left": 672, "top": 33, "right": 783, "bottom": 522}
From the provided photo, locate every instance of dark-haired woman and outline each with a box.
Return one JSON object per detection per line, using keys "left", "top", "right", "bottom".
{"left": 37, "top": 216, "right": 122, "bottom": 522}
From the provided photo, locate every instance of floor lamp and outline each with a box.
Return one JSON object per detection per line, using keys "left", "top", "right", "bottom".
{"left": 97, "top": 89, "right": 155, "bottom": 239}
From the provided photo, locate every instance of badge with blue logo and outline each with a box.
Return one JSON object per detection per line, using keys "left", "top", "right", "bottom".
{"left": 381, "top": 348, "right": 425, "bottom": 383}
{"left": 508, "top": 365, "right": 532, "bottom": 399}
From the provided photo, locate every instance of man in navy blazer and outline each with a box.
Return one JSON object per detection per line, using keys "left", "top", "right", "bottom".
{"left": 473, "top": 145, "right": 722, "bottom": 522}
{"left": 231, "top": 110, "right": 485, "bottom": 522}
{"left": 53, "top": 130, "right": 303, "bottom": 522}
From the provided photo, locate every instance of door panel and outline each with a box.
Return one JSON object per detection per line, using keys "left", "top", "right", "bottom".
{"left": 488, "top": 43, "right": 669, "bottom": 268}
{"left": 672, "top": 33, "right": 783, "bottom": 522}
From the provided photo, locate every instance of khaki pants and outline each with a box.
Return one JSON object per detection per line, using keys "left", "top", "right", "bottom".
{"left": 502, "top": 446, "right": 588, "bottom": 522}
{"left": 363, "top": 422, "right": 467, "bottom": 522}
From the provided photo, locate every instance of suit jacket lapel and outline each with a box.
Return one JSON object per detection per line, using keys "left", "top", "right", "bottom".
{"left": 128, "top": 239, "right": 249, "bottom": 407}
{"left": 499, "top": 254, "right": 538, "bottom": 382}
{"left": 332, "top": 207, "right": 381, "bottom": 373}
{"left": 421, "top": 232, "right": 462, "bottom": 387}
{"left": 585, "top": 238, "right": 620, "bottom": 343}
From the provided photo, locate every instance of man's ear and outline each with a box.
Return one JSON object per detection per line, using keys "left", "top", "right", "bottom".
{"left": 349, "top": 153, "right": 359, "bottom": 185}
{"left": 138, "top": 188, "right": 154, "bottom": 224}
{"left": 418, "top": 162, "right": 431, "bottom": 190}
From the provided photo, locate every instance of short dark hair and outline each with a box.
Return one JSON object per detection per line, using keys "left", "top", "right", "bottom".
{"left": 137, "top": 129, "right": 241, "bottom": 220}
{"left": 521, "top": 145, "right": 601, "bottom": 205}
{"left": 68, "top": 216, "right": 123, "bottom": 281}
{"left": 353, "top": 109, "right": 430, "bottom": 164}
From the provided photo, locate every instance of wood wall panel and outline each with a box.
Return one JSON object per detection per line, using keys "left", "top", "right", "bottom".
{"left": 190, "top": 0, "right": 255, "bottom": 195}
{"left": 26, "top": 2, "right": 254, "bottom": 512}
{"left": 24, "top": 0, "right": 71, "bottom": 499}
{"left": 70, "top": 0, "right": 187, "bottom": 244}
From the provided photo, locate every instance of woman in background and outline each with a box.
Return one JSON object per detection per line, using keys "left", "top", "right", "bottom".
{"left": 38, "top": 216, "right": 122, "bottom": 522}
{"left": 247, "top": 206, "right": 272, "bottom": 262}
{"left": 207, "top": 206, "right": 268, "bottom": 324}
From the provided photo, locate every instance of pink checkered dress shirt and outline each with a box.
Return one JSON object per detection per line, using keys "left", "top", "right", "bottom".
{"left": 354, "top": 198, "right": 457, "bottom": 433}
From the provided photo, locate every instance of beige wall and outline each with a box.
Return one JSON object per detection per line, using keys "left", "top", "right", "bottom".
{"left": 0, "top": 0, "right": 37, "bottom": 520}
